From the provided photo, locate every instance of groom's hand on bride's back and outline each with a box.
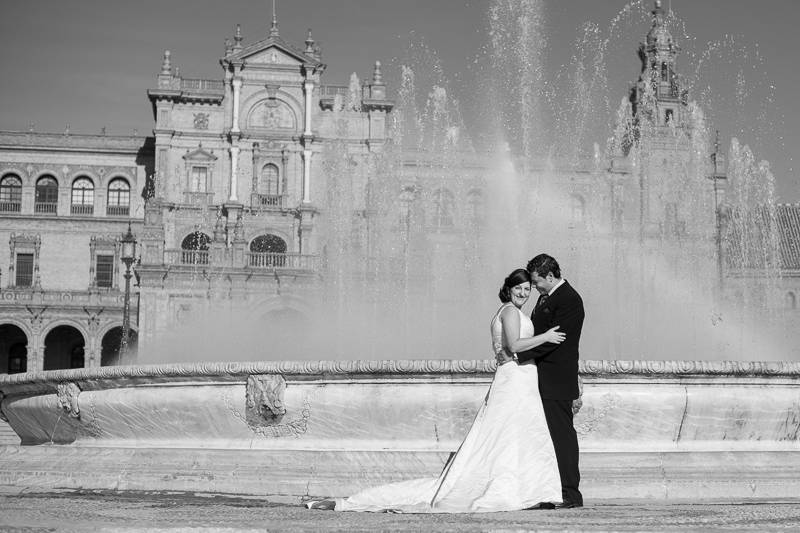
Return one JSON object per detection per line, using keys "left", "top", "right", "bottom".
{"left": 545, "top": 325, "right": 566, "bottom": 344}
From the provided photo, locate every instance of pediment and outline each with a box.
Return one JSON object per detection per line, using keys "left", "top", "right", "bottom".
{"left": 228, "top": 38, "right": 322, "bottom": 69}
{"left": 246, "top": 46, "right": 302, "bottom": 66}
{"left": 183, "top": 147, "right": 217, "bottom": 161}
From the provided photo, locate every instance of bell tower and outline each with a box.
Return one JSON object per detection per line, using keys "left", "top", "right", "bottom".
{"left": 630, "top": 0, "right": 688, "bottom": 129}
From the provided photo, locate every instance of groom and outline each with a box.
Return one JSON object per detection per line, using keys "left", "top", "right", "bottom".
{"left": 516, "top": 253, "right": 584, "bottom": 508}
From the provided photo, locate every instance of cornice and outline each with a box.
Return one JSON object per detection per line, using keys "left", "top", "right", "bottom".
{"left": 0, "top": 131, "right": 152, "bottom": 154}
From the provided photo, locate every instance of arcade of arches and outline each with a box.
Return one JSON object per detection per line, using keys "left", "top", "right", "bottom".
{"left": 0, "top": 323, "right": 137, "bottom": 374}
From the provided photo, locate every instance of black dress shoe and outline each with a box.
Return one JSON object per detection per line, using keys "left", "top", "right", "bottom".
{"left": 525, "top": 502, "right": 556, "bottom": 510}
{"left": 555, "top": 501, "right": 583, "bottom": 509}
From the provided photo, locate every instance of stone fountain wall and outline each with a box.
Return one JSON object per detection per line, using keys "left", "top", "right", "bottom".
{"left": 1, "top": 360, "right": 799, "bottom": 502}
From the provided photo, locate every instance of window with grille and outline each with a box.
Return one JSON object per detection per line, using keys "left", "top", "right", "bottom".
{"left": 96, "top": 254, "right": 114, "bottom": 288}
{"left": 71, "top": 177, "right": 94, "bottom": 205}
{"left": 0, "top": 175, "right": 22, "bottom": 202}
{"left": 107, "top": 178, "right": 130, "bottom": 215}
{"left": 15, "top": 253, "right": 34, "bottom": 286}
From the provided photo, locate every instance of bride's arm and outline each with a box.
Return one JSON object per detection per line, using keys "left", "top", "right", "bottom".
{"left": 500, "top": 306, "right": 565, "bottom": 354}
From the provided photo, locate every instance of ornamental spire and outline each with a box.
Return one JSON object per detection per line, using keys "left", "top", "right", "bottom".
{"left": 270, "top": 0, "right": 279, "bottom": 37}
{"left": 160, "top": 50, "right": 172, "bottom": 75}
{"left": 233, "top": 24, "right": 243, "bottom": 51}
{"left": 305, "top": 28, "right": 315, "bottom": 54}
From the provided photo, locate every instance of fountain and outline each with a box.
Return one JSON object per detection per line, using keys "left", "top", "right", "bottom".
{"left": 1, "top": 0, "right": 799, "bottom": 502}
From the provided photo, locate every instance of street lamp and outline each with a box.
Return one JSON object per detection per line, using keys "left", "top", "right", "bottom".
{"left": 119, "top": 222, "right": 137, "bottom": 362}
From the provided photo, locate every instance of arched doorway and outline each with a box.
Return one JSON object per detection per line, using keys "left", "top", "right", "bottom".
{"left": 0, "top": 324, "right": 28, "bottom": 374}
{"left": 101, "top": 327, "right": 139, "bottom": 366}
{"left": 249, "top": 234, "right": 288, "bottom": 267}
{"left": 43, "top": 325, "right": 85, "bottom": 370}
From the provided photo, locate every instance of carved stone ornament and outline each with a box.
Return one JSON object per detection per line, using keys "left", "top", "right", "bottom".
{"left": 56, "top": 382, "right": 81, "bottom": 419}
{"left": 193, "top": 112, "right": 209, "bottom": 130}
{"left": 246, "top": 374, "right": 287, "bottom": 426}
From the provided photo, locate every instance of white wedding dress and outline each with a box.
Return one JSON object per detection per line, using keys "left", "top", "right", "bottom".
{"left": 334, "top": 303, "right": 562, "bottom": 513}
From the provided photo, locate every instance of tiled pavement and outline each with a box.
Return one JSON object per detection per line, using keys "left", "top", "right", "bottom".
{"left": 1, "top": 489, "right": 800, "bottom": 532}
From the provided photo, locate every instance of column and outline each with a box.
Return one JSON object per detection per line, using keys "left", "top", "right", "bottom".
{"left": 229, "top": 146, "right": 240, "bottom": 202}
{"left": 302, "top": 150, "right": 312, "bottom": 204}
{"left": 231, "top": 78, "right": 242, "bottom": 133}
{"left": 303, "top": 80, "right": 314, "bottom": 136}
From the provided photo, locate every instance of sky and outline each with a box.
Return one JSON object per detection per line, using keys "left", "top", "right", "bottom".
{"left": 0, "top": 0, "right": 797, "bottom": 201}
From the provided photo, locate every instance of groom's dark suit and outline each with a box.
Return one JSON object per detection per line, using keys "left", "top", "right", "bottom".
{"left": 517, "top": 279, "right": 584, "bottom": 506}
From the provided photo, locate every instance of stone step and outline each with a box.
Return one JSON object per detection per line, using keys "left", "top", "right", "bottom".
{"left": 0, "top": 421, "right": 19, "bottom": 446}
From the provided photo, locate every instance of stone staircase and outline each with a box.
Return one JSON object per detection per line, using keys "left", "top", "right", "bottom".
{"left": 0, "top": 420, "right": 19, "bottom": 445}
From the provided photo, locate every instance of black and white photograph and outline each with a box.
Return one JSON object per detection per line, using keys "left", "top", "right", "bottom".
{"left": 0, "top": 0, "right": 799, "bottom": 530}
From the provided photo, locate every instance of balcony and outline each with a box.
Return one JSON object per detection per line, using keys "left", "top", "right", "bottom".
{"left": 0, "top": 201, "right": 21, "bottom": 213}
{"left": 162, "top": 249, "right": 319, "bottom": 271}
{"left": 34, "top": 202, "right": 57, "bottom": 214}
{"left": 250, "top": 193, "right": 284, "bottom": 210}
{"left": 107, "top": 205, "right": 130, "bottom": 217}
{"left": 247, "top": 252, "right": 319, "bottom": 270}
{"left": 71, "top": 204, "right": 94, "bottom": 215}
{"left": 168, "top": 250, "right": 210, "bottom": 265}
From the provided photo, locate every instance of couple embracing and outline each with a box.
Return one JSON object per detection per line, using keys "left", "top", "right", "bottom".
{"left": 307, "top": 253, "right": 585, "bottom": 513}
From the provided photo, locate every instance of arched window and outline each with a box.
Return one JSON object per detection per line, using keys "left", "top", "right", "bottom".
{"left": 0, "top": 174, "right": 22, "bottom": 212}
{"left": 107, "top": 178, "right": 130, "bottom": 216}
{"left": 432, "top": 188, "right": 455, "bottom": 228}
{"left": 71, "top": 176, "right": 94, "bottom": 215}
{"left": 180, "top": 231, "right": 211, "bottom": 265}
{"left": 35, "top": 175, "right": 58, "bottom": 214}
{"left": 249, "top": 234, "right": 288, "bottom": 267}
{"left": 570, "top": 194, "right": 585, "bottom": 225}
{"left": 786, "top": 292, "right": 797, "bottom": 310}
{"left": 260, "top": 164, "right": 280, "bottom": 196}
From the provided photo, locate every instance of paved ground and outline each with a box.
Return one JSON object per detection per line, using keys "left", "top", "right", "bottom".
{"left": 1, "top": 490, "right": 800, "bottom": 532}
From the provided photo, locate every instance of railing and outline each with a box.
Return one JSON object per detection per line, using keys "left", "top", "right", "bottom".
{"left": 251, "top": 193, "right": 284, "bottom": 209}
{"left": 71, "top": 204, "right": 94, "bottom": 215}
{"left": 34, "top": 202, "right": 57, "bottom": 214}
{"left": 106, "top": 205, "right": 130, "bottom": 216}
{"left": 247, "top": 252, "right": 319, "bottom": 270}
{"left": 0, "top": 201, "right": 21, "bottom": 213}
{"left": 181, "top": 78, "right": 224, "bottom": 92}
{"left": 319, "top": 85, "right": 349, "bottom": 98}
{"left": 180, "top": 250, "right": 209, "bottom": 265}
{"left": 162, "top": 249, "right": 319, "bottom": 270}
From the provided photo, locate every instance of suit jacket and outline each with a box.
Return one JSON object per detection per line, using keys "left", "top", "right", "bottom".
{"left": 516, "top": 280, "right": 584, "bottom": 400}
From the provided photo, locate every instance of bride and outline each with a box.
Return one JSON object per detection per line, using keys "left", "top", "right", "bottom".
{"left": 306, "top": 268, "right": 565, "bottom": 513}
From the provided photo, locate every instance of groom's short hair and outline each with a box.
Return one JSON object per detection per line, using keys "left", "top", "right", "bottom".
{"left": 528, "top": 254, "right": 561, "bottom": 279}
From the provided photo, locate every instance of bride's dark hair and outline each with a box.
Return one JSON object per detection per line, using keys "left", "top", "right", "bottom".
{"left": 498, "top": 268, "right": 531, "bottom": 303}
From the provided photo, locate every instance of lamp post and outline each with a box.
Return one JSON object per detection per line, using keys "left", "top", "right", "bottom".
{"left": 119, "top": 222, "right": 137, "bottom": 362}
{"left": 708, "top": 131, "right": 727, "bottom": 293}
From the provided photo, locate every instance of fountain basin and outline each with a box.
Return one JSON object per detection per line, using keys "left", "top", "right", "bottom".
{"left": 1, "top": 360, "right": 799, "bottom": 501}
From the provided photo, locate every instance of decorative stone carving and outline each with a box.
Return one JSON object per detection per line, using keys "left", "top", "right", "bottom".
{"left": 56, "top": 382, "right": 81, "bottom": 419}
{"left": 575, "top": 392, "right": 622, "bottom": 436}
{"left": 2, "top": 361, "right": 800, "bottom": 390}
{"left": 193, "top": 113, "right": 209, "bottom": 130}
{"left": 246, "top": 374, "right": 286, "bottom": 426}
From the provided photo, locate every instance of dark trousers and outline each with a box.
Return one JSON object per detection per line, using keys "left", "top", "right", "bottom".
{"left": 541, "top": 398, "right": 582, "bottom": 505}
